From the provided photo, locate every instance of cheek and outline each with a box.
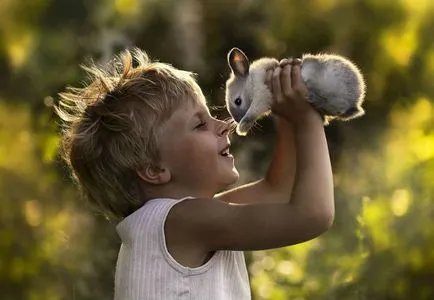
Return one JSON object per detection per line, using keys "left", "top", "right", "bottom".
{"left": 185, "top": 138, "right": 216, "bottom": 164}
{"left": 166, "top": 135, "right": 217, "bottom": 170}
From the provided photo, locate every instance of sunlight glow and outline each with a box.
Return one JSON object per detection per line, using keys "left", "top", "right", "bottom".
{"left": 391, "top": 189, "right": 412, "bottom": 217}
{"left": 360, "top": 197, "right": 391, "bottom": 250}
{"left": 258, "top": 283, "right": 272, "bottom": 299}
{"left": 401, "top": 0, "right": 432, "bottom": 16}
{"left": 5, "top": 31, "right": 34, "bottom": 70}
{"left": 382, "top": 21, "right": 418, "bottom": 67}
{"left": 277, "top": 260, "right": 294, "bottom": 275}
{"left": 24, "top": 200, "right": 42, "bottom": 227}
{"left": 115, "top": 0, "right": 139, "bottom": 16}
{"left": 43, "top": 135, "right": 60, "bottom": 163}
{"left": 261, "top": 256, "right": 276, "bottom": 270}
{"left": 386, "top": 98, "right": 434, "bottom": 184}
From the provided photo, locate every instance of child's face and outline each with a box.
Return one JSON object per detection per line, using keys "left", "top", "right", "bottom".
{"left": 157, "top": 98, "right": 239, "bottom": 197}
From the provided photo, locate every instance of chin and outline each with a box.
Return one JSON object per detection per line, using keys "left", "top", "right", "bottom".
{"left": 214, "top": 167, "right": 239, "bottom": 193}
{"left": 216, "top": 178, "right": 239, "bottom": 195}
{"left": 225, "top": 168, "right": 240, "bottom": 186}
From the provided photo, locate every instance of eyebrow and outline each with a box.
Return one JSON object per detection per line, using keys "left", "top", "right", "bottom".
{"left": 193, "top": 111, "right": 203, "bottom": 118}
{"left": 191, "top": 109, "right": 210, "bottom": 121}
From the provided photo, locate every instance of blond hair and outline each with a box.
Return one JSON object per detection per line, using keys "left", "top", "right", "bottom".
{"left": 56, "top": 48, "right": 204, "bottom": 221}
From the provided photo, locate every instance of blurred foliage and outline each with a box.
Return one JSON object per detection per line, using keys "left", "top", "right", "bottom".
{"left": 1, "top": 0, "right": 433, "bottom": 299}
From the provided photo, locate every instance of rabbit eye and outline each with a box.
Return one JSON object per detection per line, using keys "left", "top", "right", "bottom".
{"left": 234, "top": 97, "right": 242, "bottom": 106}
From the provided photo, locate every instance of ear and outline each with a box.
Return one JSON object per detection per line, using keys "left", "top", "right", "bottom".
{"left": 228, "top": 47, "right": 249, "bottom": 77}
{"left": 137, "top": 163, "right": 171, "bottom": 185}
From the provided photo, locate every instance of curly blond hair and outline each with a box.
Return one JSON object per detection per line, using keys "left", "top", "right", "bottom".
{"left": 56, "top": 48, "right": 204, "bottom": 221}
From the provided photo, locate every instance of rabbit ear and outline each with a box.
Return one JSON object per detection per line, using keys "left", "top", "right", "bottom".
{"left": 228, "top": 48, "right": 249, "bottom": 77}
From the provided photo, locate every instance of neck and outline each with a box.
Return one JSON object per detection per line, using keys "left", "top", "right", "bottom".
{"left": 142, "top": 182, "right": 217, "bottom": 201}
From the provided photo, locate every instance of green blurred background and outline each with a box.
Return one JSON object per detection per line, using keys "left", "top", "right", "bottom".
{"left": 1, "top": 0, "right": 434, "bottom": 299}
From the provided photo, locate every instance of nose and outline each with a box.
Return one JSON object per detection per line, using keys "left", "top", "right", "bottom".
{"left": 228, "top": 106, "right": 246, "bottom": 123}
{"left": 230, "top": 110, "right": 245, "bottom": 123}
{"left": 216, "top": 119, "right": 230, "bottom": 136}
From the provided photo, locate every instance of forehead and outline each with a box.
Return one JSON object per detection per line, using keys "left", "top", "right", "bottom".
{"left": 158, "top": 97, "right": 209, "bottom": 134}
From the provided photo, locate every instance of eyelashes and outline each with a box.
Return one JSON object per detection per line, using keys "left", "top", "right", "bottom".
{"left": 193, "top": 112, "right": 236, "bottom": 134}
{"left": 194, "top": 118, "right": 236, "bottom": 135}
{"left": 195, "top": 121, "right": 207, "bottom": 129}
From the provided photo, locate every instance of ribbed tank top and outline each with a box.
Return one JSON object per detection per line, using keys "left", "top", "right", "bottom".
{"left": 114, "top": 197, "right": 251, "bottom": 300}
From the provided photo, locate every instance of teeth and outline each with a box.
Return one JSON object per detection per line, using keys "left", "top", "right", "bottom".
{"left": 220, "top": 146, "right": 230, "bottom": 156}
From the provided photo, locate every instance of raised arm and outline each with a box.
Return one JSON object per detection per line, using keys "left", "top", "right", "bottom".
{"left": 215, "top": 62, "right": 298, "bottom": 204}
{"left": 165, "top": 60, "right": 334, "bottom": 253}
{"left": 214, "top": 116, "right": 297, "bottom": 204}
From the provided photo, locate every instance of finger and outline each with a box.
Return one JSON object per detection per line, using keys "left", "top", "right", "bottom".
{"left": 291, "top": 63, "right": 307, "bottom": 95}
{"left": 292, "top": 58, "right": 302, "bottom": 65}
{"left": 279, "top": 57, "right": 293, "bottom": 67}
{"left": 280, "top": 63, "right": 293, "bottom": 96}
{"left": 272, "top": 67, "right": 282, "bottom": 101}
{"left": 265, "top": 69, "right": 273, "bottom": 89}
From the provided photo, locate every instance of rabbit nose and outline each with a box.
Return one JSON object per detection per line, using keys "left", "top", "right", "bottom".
{"left": 229, "top": 109, "right": 245, "bottom": 123}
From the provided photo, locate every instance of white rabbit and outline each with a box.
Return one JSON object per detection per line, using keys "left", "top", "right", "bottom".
{"left": 225, "top": 47, "right": 366, "bottom": 135}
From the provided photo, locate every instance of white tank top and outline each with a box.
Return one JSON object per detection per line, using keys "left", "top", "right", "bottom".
{"left": 114, "top": 197, "right": 251, "bottom": 300}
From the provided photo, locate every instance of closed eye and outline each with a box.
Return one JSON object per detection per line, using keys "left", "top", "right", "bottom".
{"left": 195, "top": 121, "right": 207, "bottom": 129}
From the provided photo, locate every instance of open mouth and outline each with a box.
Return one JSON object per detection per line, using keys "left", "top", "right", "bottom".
{"left": 219, "top": 145, "right": 232, "bottom": 157}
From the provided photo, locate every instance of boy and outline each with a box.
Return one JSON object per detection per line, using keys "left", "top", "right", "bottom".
{"left": 56, "top": 48, "right": 334, "bottom": 299}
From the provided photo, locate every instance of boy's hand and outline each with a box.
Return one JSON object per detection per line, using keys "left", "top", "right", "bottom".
{"left": 266, "top": 58, "right": 320, "bottom": 125}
